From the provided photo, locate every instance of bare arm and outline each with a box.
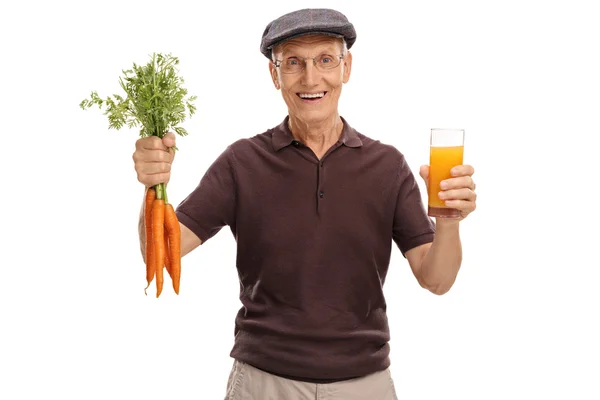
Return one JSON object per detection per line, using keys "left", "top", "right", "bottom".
{"left": 406, "top": 220, "right": 462, "bottom": 295}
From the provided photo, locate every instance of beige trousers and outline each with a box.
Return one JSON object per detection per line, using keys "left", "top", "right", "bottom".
{"left": 225, "top": 360, "right": 398, "bottom": 400}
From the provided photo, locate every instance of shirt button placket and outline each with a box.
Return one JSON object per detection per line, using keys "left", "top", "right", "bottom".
{"left": 318, "top": 162, "right": 324, "bottom": 200}
{"left": 317, "top": 160, "right": 325, "bottom": 214}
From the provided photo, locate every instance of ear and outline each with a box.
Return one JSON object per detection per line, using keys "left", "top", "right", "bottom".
{"left": 342, "top": 51, "right": 352, "bottom": 84}
{"left": 269, "top": 61, "right": 281, "bottom": 90}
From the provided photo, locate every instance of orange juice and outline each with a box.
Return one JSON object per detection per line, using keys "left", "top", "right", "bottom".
{"left": 428, "top": 145, "right": 464, "bottom": 216}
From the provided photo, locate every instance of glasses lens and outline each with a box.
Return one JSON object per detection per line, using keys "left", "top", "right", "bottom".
{"left": 279, "top": 55, "right": 342, "bottom": 74}
{"left": 316, "top": 54, "right": 341, "bottom": 70}
{"left": 281, "top": 57, "right": 302, "bottom": 74}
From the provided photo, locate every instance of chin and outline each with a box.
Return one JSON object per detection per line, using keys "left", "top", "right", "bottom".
{"left": 295, "top": 109, "right": 332, "bottom": 123}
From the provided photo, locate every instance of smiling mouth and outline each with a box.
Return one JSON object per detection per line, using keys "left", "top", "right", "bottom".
{"left": 297, "top": 91, "right": 327, "bottom": 99}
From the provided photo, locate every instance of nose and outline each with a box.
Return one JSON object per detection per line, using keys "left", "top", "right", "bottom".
{"left": 301, "top": 59, "right": 319, "bottom": 86}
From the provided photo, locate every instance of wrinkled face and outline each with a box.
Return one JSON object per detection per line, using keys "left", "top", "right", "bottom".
{"left": 269, "top": 35, "right": 352, "bottom": 125}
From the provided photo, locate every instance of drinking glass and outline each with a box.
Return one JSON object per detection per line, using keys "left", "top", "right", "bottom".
{"left": 428, "top": 128, "right": 465, "bottom": 218}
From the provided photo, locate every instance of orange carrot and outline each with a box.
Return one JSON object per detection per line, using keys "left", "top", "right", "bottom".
{"left": 152, "top": 198, "right": 165, "bottom": 298}
{"left": 144, "top": 187, "right": 156, "bottom": 294}
{"left": 164, "top": 203, "right": 181, "bottom": 294}
{"left": 164, "top": 231, "right": 172, "bottom": 279}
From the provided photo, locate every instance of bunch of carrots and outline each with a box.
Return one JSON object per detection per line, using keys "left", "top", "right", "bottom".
{"left": 144, "top": 184, "right": 180, "bottom": 297}
{"left": 80, "top": 52, "right": 196, "bottom": 297}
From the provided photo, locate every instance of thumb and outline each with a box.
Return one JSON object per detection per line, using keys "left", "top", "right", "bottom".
{"left": 162, "top": 131, "right": 176, "bottom": 148}
{"left": 419, "top": 165, "right": 430, "bottom": 189}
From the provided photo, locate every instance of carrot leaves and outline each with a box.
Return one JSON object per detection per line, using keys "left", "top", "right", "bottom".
{"left": 80, "top": 53, "right": 197, "bottom": 139}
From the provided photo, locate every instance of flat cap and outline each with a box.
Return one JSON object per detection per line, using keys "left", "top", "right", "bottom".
{"left": 260, "top": 8, "right": 357, "bottom": 59}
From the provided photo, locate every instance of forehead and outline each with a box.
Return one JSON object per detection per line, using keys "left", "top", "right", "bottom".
{"left": 275, "top": 35, "right": 342, "bottom": 56}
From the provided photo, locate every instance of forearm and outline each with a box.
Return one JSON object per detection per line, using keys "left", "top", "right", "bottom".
{"left": 420, "top": 220, "right": 462, "bottom": 295}
{"left": 138, "top": 189, "right": 147, "bottom": 262}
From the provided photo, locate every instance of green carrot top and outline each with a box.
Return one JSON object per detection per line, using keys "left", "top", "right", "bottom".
{"left": 80, "top": 52, "right": 197, "bottom": 140}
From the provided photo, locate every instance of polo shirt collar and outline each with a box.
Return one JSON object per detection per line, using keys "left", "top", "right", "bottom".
{"left": 272, "top": 116, "right": 363, "bottom": 152}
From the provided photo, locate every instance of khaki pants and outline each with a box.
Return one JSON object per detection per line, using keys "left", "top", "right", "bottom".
{"left": 225, "top": 360, "right": 398, "bottom": 400}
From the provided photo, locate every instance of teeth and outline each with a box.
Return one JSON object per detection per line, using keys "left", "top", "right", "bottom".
{"left": 299, "top": 92, "right": 325, "bottom": 99}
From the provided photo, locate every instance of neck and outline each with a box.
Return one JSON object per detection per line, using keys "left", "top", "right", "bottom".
{"left": 288, "top": 114, "right": 344, "bottom": 150}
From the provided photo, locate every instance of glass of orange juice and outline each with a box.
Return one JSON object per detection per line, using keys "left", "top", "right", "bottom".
{"left": 428, "top": 128, "right": 465, "bottom": 218}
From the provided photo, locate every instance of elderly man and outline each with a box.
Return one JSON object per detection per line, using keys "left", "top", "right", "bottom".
{"left": 132, "top": 8, "right": 477, "bottom": 400}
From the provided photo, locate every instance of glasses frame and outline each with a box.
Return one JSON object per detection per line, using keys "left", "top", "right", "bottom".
{"left": 274, "top": 54, "right": 345, "bottom": 74}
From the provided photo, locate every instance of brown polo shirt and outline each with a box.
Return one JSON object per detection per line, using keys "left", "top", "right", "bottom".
{"left": 175, "top": 116, "right": 435, "bottom": 382}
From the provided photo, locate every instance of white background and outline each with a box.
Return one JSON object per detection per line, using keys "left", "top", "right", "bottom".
{"left": 1, "top": 0, "right": 598, "bottom": 399}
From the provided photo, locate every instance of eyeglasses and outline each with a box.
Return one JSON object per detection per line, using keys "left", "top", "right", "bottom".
{"left": 274, "top": 54, "right": 344, "bottom": 74}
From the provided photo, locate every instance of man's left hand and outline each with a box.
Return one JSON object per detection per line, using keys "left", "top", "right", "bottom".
{"left": 419, "top": 164, "right": 477, "bottom": 222}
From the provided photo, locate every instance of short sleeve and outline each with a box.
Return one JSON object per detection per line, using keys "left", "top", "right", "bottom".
{"left": 392, "top": 155, "right": 435, "bottom": 256}
{"left": 175, "top": 146, "right": 237, "bottom": 244}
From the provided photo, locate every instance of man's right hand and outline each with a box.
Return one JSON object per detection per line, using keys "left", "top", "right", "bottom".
{"left": 132, "top": 132, "right": 176, "bottom": 188}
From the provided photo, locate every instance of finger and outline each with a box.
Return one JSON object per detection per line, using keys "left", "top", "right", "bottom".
{"left": 419, "top": 165, "right": 430, "bottom": 190}
{"left": 419, "top": 165, "right": 429, "bottom": 181}
{"left": 138, "top": 135, "right": 169, "bottom": 151}
{"left": 450, "top": 164, "right": 475, "bottom": 177}
{"left": 438, "top": 188, "right": 477, "bottom": 202}
{"left": 440, "top": 176, "right": 475, "bottom": 190}
{"left": 133, "top": 147, "right": 174, "bottom": 164}
{"left": 444, "top": 199, "right": 476, "bottom": 213}
{"left": 140, "top": 172, "right": 171, "bottom": 187}
{"left": 162, "top": 132, "right": 176, "bottom": 148}
{"left": 138, "top": 161, "right": 172, "bottom": 176}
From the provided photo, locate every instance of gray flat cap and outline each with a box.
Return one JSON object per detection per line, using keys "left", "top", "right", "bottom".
{"left": 260, "top": 8, "right": 357, "bottom": 59}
